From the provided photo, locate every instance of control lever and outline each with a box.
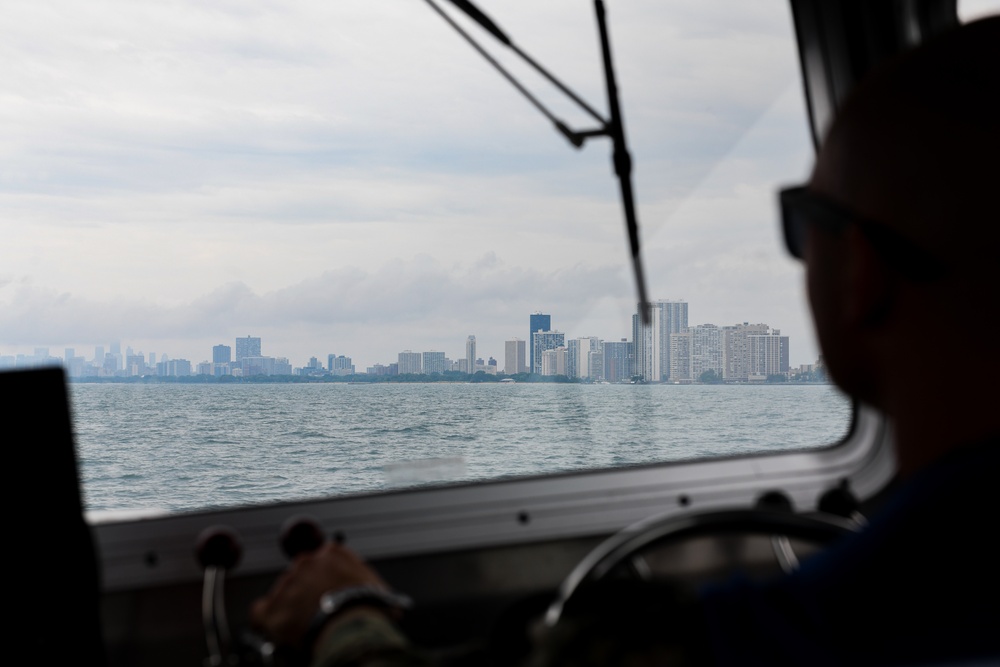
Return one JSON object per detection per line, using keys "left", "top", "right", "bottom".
{"left": 241, "top": 516, "right": 334, "bottom": 666}
{"left": 195, "top": 517, "right": 339, "bottom": 666}
{"left": 195, "top": 525, "right": 243, "bottom": 667}
{"left": 280, "top": 515, "right": 328, "bottom": 558}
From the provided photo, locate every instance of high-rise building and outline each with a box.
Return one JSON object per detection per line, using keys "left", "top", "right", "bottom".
{"left": 213, "top": 345, "right": 231, "bottom": 364}
{"left": 102, "top": 354, "right": 118, "bottom": 376}
{"left": 632, "top": 312, "right": 646, "bottom": 381}
{"left": 603, "top": 339, "right": 632, "bottom": 383}
{"left": 125, "top": 354, "right": 146, "bottom": 377}
{"left": 108, "top": 342, "right": 122, "bottom": 372}
{"left": 748, "top": 330, "right": 790, "bottom": 380}
{"left": 722, "top": 323, "right": 770, "bottom": 381}
{"left": 165, "top": 359, "right": 192, "bottom": 377}
{"left": 422, "top": 351, "right": 447, "bottom": 375}
{"left": 528, "top": 312, "right": 551, "bottom": 373}
{"left": 465, "top": 336, "right": 476, "bottom": 376}
{"left": 236, "top": 336, "right": 261, "bottom": 361}
{"left": 690, "top": 324, "right": 723, "bottom": 381}
{"left": 398, "top": 351, "right": 422, "bottom": 375}
{"left": 669, "top": 332, "right": 692, "bottom": 381}
{"left": 532, "top": 330, "right": 565, "bottom": 374}
{"left": 632, "top": 300, "right": 688, "bottom": 381}
{"left": 504, "top": 339, "right": 527, "bottom": 374}
{"left": 541, "top": 346, "right": 569, "bottom": 376}
{"left": 330, "top": 355, "right": 355, "bottom": 376}
{"left": 569, "top": 337, "right": 602, "bottom": 379}
{"left": 587, "top": 349, "right": 605, "bottom": 381}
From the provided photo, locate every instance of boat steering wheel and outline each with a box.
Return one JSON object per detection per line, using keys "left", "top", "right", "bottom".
{"left": 543, "top": 507, "right": 861, "bottom": 628}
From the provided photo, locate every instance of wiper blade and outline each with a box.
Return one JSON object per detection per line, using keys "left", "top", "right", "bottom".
{"left": 424, "top": 0, "right": 651, "bottom": 323}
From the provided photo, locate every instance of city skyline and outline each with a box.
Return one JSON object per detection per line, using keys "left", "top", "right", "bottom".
{"left": 2, "top": 2, "right": 832, "bottom": 379}
{"left": 1, "top": 302, "right": 803, "bottom": 382}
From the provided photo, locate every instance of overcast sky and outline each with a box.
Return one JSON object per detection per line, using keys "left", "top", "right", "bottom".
{"left": 2, "top": 1, "right": 995, "bottom": 370}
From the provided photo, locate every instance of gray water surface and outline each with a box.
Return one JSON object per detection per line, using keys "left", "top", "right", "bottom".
{"left": 68, "top": 382, "right": 851, "bottom": 516}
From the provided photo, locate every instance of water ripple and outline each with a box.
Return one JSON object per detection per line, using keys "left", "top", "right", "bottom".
{"left": 69, "top": 383, "right": 851, "bottom": 515}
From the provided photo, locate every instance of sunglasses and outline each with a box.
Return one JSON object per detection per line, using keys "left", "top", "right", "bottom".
{"left": 778, "top": 185, "right": 948, "bottom": 281}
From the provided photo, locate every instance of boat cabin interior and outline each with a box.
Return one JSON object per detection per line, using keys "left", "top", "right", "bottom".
{"left": 4, "top": 0, "right": 994, "bottom": 665}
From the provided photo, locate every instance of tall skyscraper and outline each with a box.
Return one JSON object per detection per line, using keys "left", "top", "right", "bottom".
{"left": 504, "top": 339, "right": 527, "bottom": 374}
{"left": 532, "top": 330, "right": 565, "bottom": 374}
{"left": 567, "top": 337, "right": 601, "bottom": 378}
{"left": 690, "top": 324, "right": 723, "bottom": 380}
{"left": 587, "top": 348, "right": 605, "bottom": 381}
{"left": 603, "top": 339, "right": 633, "bottom": 383}
{"left": 669, "top": 332, "right": 693, "bottom": 381}
{"left": 235, "top": 336, "right": 261, "bottom": 361}
{"left": 748, "top": 329, "right": 790, "bottom": 380}
{"left": 722, "top": 323, "right": 770, "bottom": 381}
{"left": 529, "top": 312, "right": 551, "bottom": 373}
{"left": 632, "top": 300, "right": 688, "bottom": 381}
{"left": 465, "top": 336, "right": 476, "bottom": 376}
{"left": 213, "top": 345, "right": 232, "bottom": 364}
{"left": 110, "top": 341, "right": 122, "bottom": 372}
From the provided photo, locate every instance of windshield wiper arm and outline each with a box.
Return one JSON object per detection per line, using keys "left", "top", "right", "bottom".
{"left": 424, "top": 0, "right": 651, "bottom": 323}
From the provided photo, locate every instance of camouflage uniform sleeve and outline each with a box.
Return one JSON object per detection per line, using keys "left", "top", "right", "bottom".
{"left": 310, "top": 610, "right": 432, "bottom": 667}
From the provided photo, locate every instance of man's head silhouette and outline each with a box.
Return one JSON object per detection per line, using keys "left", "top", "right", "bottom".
{"left": 785, "top": 16, "right": 999, "bottom": 477}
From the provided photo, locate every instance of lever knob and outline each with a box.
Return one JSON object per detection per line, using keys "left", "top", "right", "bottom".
{"left": 280, "top": 515, "right": 326, "bottom": 559}
{"left": 195, "top": 526, "right": 243, "bottom": 570}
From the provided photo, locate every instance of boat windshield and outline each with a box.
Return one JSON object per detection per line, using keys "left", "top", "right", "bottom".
{"left": 0, "top": 0, "right": 854, "bottom": 518}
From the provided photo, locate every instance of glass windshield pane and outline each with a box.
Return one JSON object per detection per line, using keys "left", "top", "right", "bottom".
{"left": 0, "top": 1, "right": 851, "bottom": 518}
